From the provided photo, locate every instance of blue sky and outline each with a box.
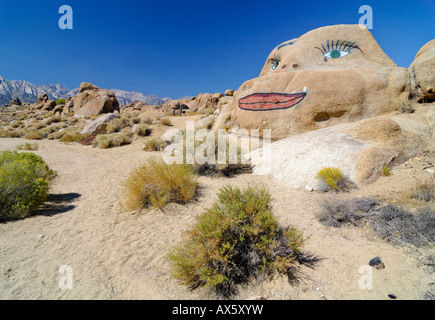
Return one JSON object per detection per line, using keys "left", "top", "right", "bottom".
{"left": 0, "top": 0, "right": 434, "bottom": 99}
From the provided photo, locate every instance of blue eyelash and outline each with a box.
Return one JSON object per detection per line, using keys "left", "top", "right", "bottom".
{"left": 316, "top": 40, "right": 359, "bottom": 55}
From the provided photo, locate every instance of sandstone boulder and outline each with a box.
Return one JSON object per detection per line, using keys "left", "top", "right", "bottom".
{"left": 409, "top": 39, "right": 435, "bottom": 103}
{"left": 225, "top": 89, "right": 234, "bottom": 96}
{"left": 81, "top": 112, "right": 119, "bottom": 135}
{"left": 215, "top": 24, "right": 412, "bottom": 140}
{"left": 68, "top": 82, "right": 120, "bottom": 117}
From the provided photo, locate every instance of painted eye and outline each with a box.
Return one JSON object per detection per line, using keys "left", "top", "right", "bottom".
{"left": 272, "top": 60, "right": 280, "bottom": 70}
{"left": 323, "top": 50, "right": 350, "bottom": 59}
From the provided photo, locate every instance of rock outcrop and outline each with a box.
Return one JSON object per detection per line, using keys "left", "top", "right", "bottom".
{"left": 213, "top": 24, "right": 434, "bottom": 189}
{"left": 215, "top": 24, "right": 413, "bottom": 140}
{"left": 64, "top": 82, "right": 120, "bottom": 117}
{"left": 409, "top": 39, "right": 435, "bottom": 104}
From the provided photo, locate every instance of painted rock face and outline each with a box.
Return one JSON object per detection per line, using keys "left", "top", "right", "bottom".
{"left": 231, "top": 24, "right": 409, "bottom": 139}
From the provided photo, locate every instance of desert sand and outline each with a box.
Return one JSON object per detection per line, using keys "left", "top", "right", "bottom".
{"left": 0, "top": 131, "right": 433, "bottom": 300}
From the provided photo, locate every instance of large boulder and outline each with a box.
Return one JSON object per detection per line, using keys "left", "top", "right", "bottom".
{"left": 215, "top": 24, "right": 411, "bottom": 140}
{"left": 212, "top": 24, "right": 434, "bottom": 189}
{"left": 248, "top": 110, "right": 434, "bottom": 190}
{"left": 408, "top": 39, "right": 435, "bottom": 103}
{"left": 68, "top": 82, "right": 120, "bottom": 117}
{"left": 81, "top": 112, "right": 119, "bottom": 135}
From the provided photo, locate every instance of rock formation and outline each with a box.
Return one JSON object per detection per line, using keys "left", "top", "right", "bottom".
{"left": 213, "top": 24, "right": 434, "bottom": 189}
{"left": 64, "top": 82, "right": 120, "bottom": 117}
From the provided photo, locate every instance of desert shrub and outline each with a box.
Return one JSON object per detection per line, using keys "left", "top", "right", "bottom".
{"left": 0, "top": 151, "right": 57, "bottom": 221}
{"left": 399, "top": 102, "right": 415, "bottom": 114}
{"left": 59, "top": 133, "right": 88, "bottom": 144}
{"left": 120, "top": 158, "right": 198, "bottom": 211}
{"left": 316, "top": 167, "right": 349, "bottom": 192}
{"left": 47, "top": 131, "right": 65, "bottom": 140}
{"left": 142, "top": 137, "right": 169, "bottom": 151}
{"left": 370, "top": 205, "right": 435, "bottom": 247}
{"left": 16, "top": 143, "right": 38, "bottom": 151}
{"left": 167, "top": 185, "right": 308, "bottom": 298}
{"left": 160, "top": 117, "right": 172, "bottom": 126}
{"left": 93, "top": 132, "right": 132, "bottom": 149}
{"left": 134, "top": 123, "right": 152, "bottom": 137}
{"left": 382, "top": 166, "right": 392, "bottom": 177}
{"left": 141, "top": 117, "right": 154, "bottom": 125}
{"left": 6, "top": 129, "right": 24, "bottom": 138}
{"left": 173, "top": 132, "right": 252, "bottom": 177}
{"left": 317, "top": 195, "right": 378, "bottom": 227}
{"left": 56, "top": 99, "right": 66, "bottom": 105}
{"left": 411, "top": 177, "right": 435, "bottom": 202}
{"left": 24, "top": 131, "right": 43, "bottom": 140}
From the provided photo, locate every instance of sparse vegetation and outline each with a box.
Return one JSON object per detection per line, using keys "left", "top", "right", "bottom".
{"left": 134, "top": 123, "right": 152, "bottom": 137}
{"left": 142, "top": 137, "right": 169, "bottom": 151}
{"left": 120, "top": 158, "right": 198, "bottom": 211}
{"left": 56, "top": 99, "right": 66, "bottom": 105}
{"left": 24, "top": 131, "right": 43, "bottom": 140}
{"left": 317, "top": 194, "right": 435, "bottom": 247}
{"left": 59, "top": 133, "right": 88, "bottom": 144}
{"left": 160, "top": 117, "right": 172, "bottom": 126}
{"left": 382, "top": 166, "right": 392, "bottom": 177}
{"left": 93, "top": 131, "right": 132, "bottom": 149}
{"left": 16, "top": 143, "right": 39, "bottom": 151}
{"left": 411, "top": 176, "right": 435, "bottom": 202}
{"left": 0, "top": 151, "right": 57, "bottom": 221}
{"left": 167, "top": 184, "right": 310, "bottom": 298}
{"left": 316, "top": 167, "right": 349, "bottom": 192}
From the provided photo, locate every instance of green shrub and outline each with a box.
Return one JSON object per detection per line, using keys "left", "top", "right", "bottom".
{"left": 382, "top": 166, "right": 392, "bottom": 177}
{"left": 56, "top": 99, "right": 66, "bottom": 105}
{"left": 0, "top": 151, "right": 57, "bottom": 221}
{"left": 120, "top": 158, "right": 198, "bottom": 211}
{"left": 167, "top": 185, "right": 307, "bottom": 298}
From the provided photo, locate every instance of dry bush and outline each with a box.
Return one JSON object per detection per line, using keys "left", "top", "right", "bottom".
{"left": 120, "top": 158, "right": 198, "bottom": 211}
{"left": 141, "top": 117, "right": 154, "bottom": 125}
{"left": 59, "top": 133, "right": 88, "bottom": 144}
{"left": 134, "top": 123, "right": 152, "bottom": 137}
{"left": 142, "top": 137, "right": 169, "bottom": 151}
{"left": 24, "top": 131, "right": 43, "bottom": 140}
{"left": 317, "top": 195, "right": 378, "bottom": 227}
{"left": 16, "top": 143, "right": 38, "bottom": 151}
{"left": 411, "top": 176, "right": 435, "bottom": 202}
{"left": 93, "top": 132, "right": 132, "bottom": 149}
{"left": 369, "top": 205, "right": 435, "bottom": 247}
{"left": 160, "top": 117, "right": 172, "bottom": 126}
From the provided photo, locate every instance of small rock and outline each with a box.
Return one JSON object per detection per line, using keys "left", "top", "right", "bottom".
{"left": 247, "top": 296, "right": 267, "bottom": 300}
{"left": 369, "top": 257, "right": 385, "bottom": 270}
{"left": 388, "top": 294, "right": 397, "bottom": 299}
{"left": 305, "top": 186, "right": 313, "bottom": 191}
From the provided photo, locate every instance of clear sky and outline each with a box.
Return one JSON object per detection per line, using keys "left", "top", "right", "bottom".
{"left": 0, "top": 0, "right": 434, "bottom": 99}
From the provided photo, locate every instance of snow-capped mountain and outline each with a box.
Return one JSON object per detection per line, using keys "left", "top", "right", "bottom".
{"left": 0, "top": 76, "right": 171, "bottom": 107}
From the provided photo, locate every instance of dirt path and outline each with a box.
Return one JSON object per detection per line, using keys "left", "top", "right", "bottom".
{"left": 0, "top": 137, "right": 433, "bottom": 300}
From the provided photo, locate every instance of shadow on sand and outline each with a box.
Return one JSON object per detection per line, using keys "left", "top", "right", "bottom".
{"left": 33, "top": 193, "right": 81, "bottom": 217}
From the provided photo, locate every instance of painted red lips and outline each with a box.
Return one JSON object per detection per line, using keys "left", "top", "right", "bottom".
{"left": 238, "top": 92, "right": 306, "bottom": 111}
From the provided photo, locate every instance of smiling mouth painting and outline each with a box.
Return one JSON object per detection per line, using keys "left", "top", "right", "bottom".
{"left": 238, "top": 92, "right": 307, "bottom": 111}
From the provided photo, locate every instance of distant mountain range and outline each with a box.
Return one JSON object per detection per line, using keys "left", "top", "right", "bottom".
{"left": 0, "top": 76, "right": 171, "bottom": 107}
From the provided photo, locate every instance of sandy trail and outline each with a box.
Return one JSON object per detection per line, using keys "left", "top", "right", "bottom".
{"left": 0, "top": 137, "right": 433, "bottom": 300}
